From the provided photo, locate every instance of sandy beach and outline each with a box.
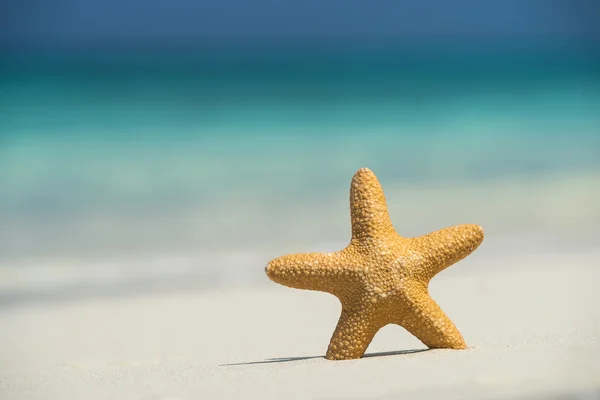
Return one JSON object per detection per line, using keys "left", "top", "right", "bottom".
{"left": 1, "top": 233, "right": 599, "bottom": 400}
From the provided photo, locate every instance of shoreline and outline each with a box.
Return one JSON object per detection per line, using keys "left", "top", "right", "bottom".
{"left": 1, "top": 226, "right": 600, "bottom": 308}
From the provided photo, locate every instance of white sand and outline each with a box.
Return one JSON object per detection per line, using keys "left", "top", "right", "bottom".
{"left": 1, "top": 249, "right": 599, "bottom": 400}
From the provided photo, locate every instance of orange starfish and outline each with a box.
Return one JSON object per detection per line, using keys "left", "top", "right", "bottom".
{"left": 266, "top": 168, "right": 484, "bottom": 360}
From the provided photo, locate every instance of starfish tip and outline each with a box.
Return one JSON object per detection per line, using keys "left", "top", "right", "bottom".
{"left": 468, "top": 224, "right": 485, "bottom": 246}
{"left": 353, "top": 167, "right": 375, "bottom": 179}
{"left": 265, "top": 260, "right": 279, "bottom": 282}
{"left": 264, "top": 255, "right": 303, "bottom": 288}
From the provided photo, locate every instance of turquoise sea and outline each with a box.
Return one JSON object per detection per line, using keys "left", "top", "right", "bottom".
{"left": 0, "top": 47, "right": 599, "bottom": 298}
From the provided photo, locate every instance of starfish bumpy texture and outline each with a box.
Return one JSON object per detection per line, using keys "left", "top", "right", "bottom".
{"left": 266, "top": 168, "right": 484, "bottom": 360}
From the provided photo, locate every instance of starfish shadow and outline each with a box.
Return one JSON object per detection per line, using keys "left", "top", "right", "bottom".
{"left": 220, "top": 348, "right": 429, "bottom": 366}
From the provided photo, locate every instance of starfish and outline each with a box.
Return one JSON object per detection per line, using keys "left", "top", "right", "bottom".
{"left": 266, "top": 168, "right": 484, "bottom": 360}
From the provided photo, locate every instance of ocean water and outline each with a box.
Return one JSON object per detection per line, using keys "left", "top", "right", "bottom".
{"left": 1, "top": 47, "right": 599, "bottom": 299}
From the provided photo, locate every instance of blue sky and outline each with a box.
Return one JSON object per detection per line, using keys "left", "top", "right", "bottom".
{"left": 1, "top": 0, "right": 599, "bottom": 48}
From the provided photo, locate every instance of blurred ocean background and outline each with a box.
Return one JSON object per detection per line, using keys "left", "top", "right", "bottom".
{"left": 1, "top": 1, "right": 600, "bottom": 303}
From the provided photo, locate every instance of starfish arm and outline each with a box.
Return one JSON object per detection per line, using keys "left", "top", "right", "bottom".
{"left": 266, "top": 251, "right": 351, "bottom": 295}
{"left": 349, "top": 168, "right": 395, "bottom": 241}
{"left": 325, "top": 304, "right": 380, "bottom": 360}
{"left": 398, "top": 284, "right": 467, "bottom": 349}
{"left": 410, "top": 224, "right": 484, "bottom": 280}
